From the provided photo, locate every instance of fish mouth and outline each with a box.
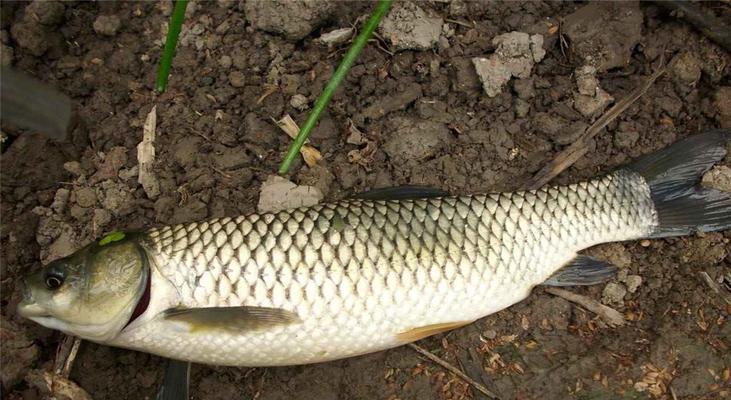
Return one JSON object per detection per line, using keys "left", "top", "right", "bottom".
{"left": 17, "top": 299, "right": 49, "bottom": 318}
{"left": 17, "top": 278, "right": 49, "bottom": 318}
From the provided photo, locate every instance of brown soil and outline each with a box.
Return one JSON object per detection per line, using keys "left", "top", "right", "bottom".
{"left": 1, "top": 1, "right": 730, "bottom": 399}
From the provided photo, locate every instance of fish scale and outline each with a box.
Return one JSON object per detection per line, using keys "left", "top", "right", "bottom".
{"left": 106, "top": 170, "right": 656, "bottom": 366}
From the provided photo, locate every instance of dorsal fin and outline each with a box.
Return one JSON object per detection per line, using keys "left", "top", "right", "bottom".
{"left": 354, "top": 186, "right": 449, "bottom": 201}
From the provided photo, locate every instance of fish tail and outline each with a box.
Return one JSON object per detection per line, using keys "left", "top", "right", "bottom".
{"left": 626, "top": 129, "right": 731, "bottom": 238}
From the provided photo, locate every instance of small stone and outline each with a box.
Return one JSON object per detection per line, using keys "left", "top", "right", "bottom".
{"left": 228, "top": 70, "right": 245, "bottom": 88}
{"left": 316, "top": 27, "right": 353, "bottom": 47}
{"left": 289, "top": 94, "right": 308, "bottom": 111}
{"left": 640, "top": 239, "right": 651, "bottom": 247}
{"left": 515, "top": 98, "right": 530, "bottom": 118}
{"left": 218, "top": 55, "right": 232, "bottom": 69}
{"left": 69, "top": 205, "right": 87, "bottom": 221}
{"left": 50, "top": 188, "right": 70, "bottom": 214}
{"left": 118, "top": 165, "right": 139, "bottom": 181}
{"left": 482, "top": 329, "right": 497, "bottom": 340}
{"left": 92, "top": 208, "right": 112, "bottom": 229}
{"left": 473, "top": 57, "right": 511, "bottom": 98}
{"left": 702, "top": 165, "right": 731, "bottom": 193}
{"left": 575, "top": 65, "right": 598, "bottom": 96}
{"left": 93, "top": 15, "right": 122, "bottom": 36}
{"left": 74, "top": 187, "right": 97, "bottom": 208}
{"left": 670, "top": 52, "right": 701, "bottom": 85}
{"left": 602, "top": 282, "right": 627, "bottom": 306}
{"left": 574, "top": 87, "right": 614, "bottom": 118}
{"left": 624, "top": 275, "right": 642, "bottom": 293}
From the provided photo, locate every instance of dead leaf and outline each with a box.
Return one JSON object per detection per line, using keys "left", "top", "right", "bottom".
{"left": 274, "top": 114, "right": 323, "bottom": 167}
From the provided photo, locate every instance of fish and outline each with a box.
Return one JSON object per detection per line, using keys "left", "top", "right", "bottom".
{"left": 17, "top": 130, "right": 731, "bottom": 367}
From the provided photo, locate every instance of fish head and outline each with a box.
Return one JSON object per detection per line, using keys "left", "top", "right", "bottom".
{"left": 18, "top": 232, "right": 148, "bottom": 342}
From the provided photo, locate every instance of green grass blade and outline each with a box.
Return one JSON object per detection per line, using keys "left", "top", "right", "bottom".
{"left": 278, "top": 0, "right": 392, "bottom": 174}
{"left": 155, "top": 0, "right": 189, "bottom": 93}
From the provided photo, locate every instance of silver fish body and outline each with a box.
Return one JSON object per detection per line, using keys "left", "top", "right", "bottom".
{"left": 112, "top": 170, "right": 655, "bottom": 366}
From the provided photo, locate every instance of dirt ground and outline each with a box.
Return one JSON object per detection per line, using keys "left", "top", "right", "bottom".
{"left": 1, "top": 1, "right": 730, "bottom": 399}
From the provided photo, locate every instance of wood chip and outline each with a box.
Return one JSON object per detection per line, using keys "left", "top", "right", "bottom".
{"left": 137, "top": 106, "right": 160, "bottom": 198}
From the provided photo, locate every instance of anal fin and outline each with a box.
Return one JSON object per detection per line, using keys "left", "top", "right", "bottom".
{"left": 542, "top": 255, "right": 617, "bottom": 287}
{"left": 396, "top": 321, "right": 472, "bottom": 342}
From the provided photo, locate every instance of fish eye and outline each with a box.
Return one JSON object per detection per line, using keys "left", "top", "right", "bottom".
{"left": 44, "top": 272, "right": 64, "bottom": 290}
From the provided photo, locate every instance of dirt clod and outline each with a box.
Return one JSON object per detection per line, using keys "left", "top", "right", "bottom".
{"left": 472, "top": 31, "right": 545, "bottom": 97}
{"left": 601, "top": 282, "right": 627, "bottom": 307}
{"left": 0, "top": 315, "right": 40, "bottom": 389}
{"left": 382, "top": 117, "right": 452, "bottom": 166}
{"left": 244, "top": 0, "right": 334, "bottom": 41}
{"left": 257, "top": 175, "right": 323, "bottom": 213}
{"left": 25, "top": 0, "right": 65, "bottom": 26}
{"left": 563, "top": 1, "right": 642, "bottom": 71}
{"left": 379, "top": 2, "right": 442, "bottom": 51}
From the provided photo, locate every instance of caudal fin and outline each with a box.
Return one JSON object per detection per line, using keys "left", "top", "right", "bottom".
{"left": 627, "top": 129, "right": 731, "bottom": 238}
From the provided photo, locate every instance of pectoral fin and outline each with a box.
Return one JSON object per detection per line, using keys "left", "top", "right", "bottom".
{"left": 163, "top": 306, "right": 301, "bottom": 333}
{"left": 156, "top": 359, "right": 190, "bottom": 400}
{"left": 396, "top": 321, "right": 472, "bottom": 342}
{"left": 542, "top": 255, "right": 617, "bottom": 286}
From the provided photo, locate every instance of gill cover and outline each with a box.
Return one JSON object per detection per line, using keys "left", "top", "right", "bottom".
{"left": 18, "top": 232, "right": 149, "bottom": 342}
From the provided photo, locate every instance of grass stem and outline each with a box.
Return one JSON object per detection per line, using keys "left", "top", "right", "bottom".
{"left": 278, "top": 0, "right": 392, "bottom": 174}
{"left": 155, "top": 0, "right": 189, "bottom": 93}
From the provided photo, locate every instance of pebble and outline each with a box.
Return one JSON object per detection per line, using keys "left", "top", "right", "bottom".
{"left": 670, "top": 52, "right": 701, "bottom": 85}
{"left": 50, "top": 188, "right": 70, "bottom": 214}
{"left": 316, "top": 27, "right": 353, "bottom": 47}
{"left": 702, "top": 165, "right": 731, "bottom": 193}
{"left": 92, "top": 208, "right": 112, "bottom": 229}
{"left": 624, "top": 275, "right": 643, "bottom": 293}
{"left": 290, "top": 94, "right": 309, "bottom": 111}
{"left": 93, "top": 15, "right": 121, "bottom": 36}
{"left": 640, "top": 239, "right": 651, "bottom": 247}
{"left": 74, "top": 187, "right": 97, "bottom": 208}
{"left": 602, "top": 282, "right": 627, "bottom": 306}
{"left": 228, "top": 70, "right": 245, "bottom": 88}
{"left": 218, "top": 55, "right": 232, "bottom": 69}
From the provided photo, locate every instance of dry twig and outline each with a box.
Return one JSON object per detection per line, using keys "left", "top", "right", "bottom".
{"left": 544, "top": 287, "right": 625, "bottom": 327}
{"left": 54, "top": 336, "right": 81, "bottom": 378}
{"left": 526, "top": 66, "right": 665, "bottom": 190}
{"left": 408, "top": 343, "right": 501, "bottom": 399}
{"left": 699, "top": 271, "right": 731, "bottom": 305}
